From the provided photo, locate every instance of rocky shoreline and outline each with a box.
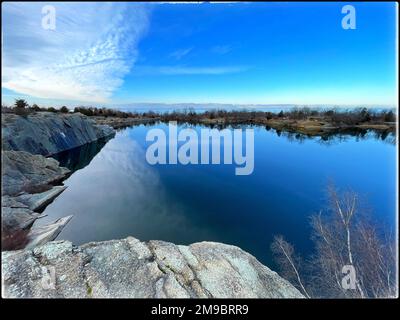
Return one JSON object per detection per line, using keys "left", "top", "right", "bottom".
{"left": 1, "top": 112, "right": 115, "bottom": 250}
{"left": 1, "top": 111, "right": 303, "bottom": 298}
{"left": 93, "top": 116, "right": 159, "bottom": 129}
{"left": 2, "top": 151, "right": 71, "bottom": 250}
{"left": 89, "top": 110, "right": 396, "bottom": 137}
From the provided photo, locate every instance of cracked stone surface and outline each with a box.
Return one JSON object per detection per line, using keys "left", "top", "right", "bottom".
{"left": 2, "top": 150, "right": 73, "bottom": 251}
{"left": 2, "top": 237, "right": 304, "bottom": 298}
{"left": 2, "top": 112, "right": 114, "bottom": 156}
{"left": 1, "top": 150, "right": 70, "bottom": 197}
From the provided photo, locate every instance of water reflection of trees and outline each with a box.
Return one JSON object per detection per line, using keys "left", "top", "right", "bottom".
{"left": 266, "top": 127, "right": 396, "bottom": 146}
{"left": 121, "top": 121, "right": 396, "bottom": 146}
{"left": 215, "top": 123, "right": 395, "bottom": 146}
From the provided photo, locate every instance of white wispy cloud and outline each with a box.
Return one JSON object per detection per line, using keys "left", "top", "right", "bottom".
{"left": 133, "top": 65, "right": 249, "bottom": 75}
{"left": 2, "top": 2, "right": 151, "bottom": 103}
{"left": 169, "top": 47, "right": 193, "bottom": 60}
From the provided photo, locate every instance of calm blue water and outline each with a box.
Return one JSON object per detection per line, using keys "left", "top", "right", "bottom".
{"left": 39, "top": 124, "right": 396, "bottom": 267}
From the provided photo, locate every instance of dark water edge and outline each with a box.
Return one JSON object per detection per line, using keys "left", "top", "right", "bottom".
{"left": 42, "top": 124, "right": 396, "bottom": 268}
{"left": 51, "top": 136, "right": 112, "bottom": 171}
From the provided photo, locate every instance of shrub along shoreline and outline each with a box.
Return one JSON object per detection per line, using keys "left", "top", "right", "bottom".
{"left": 2, "top": 99, "right": 396, "bottom": 136}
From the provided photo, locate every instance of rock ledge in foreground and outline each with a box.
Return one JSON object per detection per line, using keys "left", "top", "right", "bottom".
{"left": 2, "top": 237, "right": 304, "bottom": 298}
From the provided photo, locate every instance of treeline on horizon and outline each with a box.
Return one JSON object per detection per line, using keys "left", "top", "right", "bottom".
{"left": 2, "top": 98, "right": 397, "bottom": 125}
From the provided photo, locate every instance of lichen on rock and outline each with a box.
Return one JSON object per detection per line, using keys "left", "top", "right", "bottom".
{"left": 2, "top": 237, "right": 304, "bottom": 298}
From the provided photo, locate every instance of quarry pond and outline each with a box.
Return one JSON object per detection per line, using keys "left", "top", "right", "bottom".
{"left": 38, "top": 123, "right": 396, "bottom": 267}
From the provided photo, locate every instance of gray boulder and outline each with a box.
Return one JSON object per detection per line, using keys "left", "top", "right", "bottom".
{"left": 1, "top": 237, "right": 304, "bottom": 298}
{"left": 2, "top": 112, "right": 114, "bottom": 156}
{"left": 24, "top": 216, "right": 73, "bottom": 250}
{"left": 1, "top": 150, "right": 70, "bottom": 196}
{"left": 13, "top": 186, "right": 67, "bottom": 212}
{"left": 1, "top": 196, "right": 41, "bottom": 232}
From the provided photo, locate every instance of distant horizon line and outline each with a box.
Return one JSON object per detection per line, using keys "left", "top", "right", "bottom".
{"left": 1, "top": 98, "right": 397, "bottom": 109}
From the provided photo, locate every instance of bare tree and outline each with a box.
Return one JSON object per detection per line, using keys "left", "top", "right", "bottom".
{"left": 309, "top": 212, "right": 348, "bottom": 297}
{"left": 271, "top": 235, "right": 311, "bottom": 298}
{"left": 271, "top": 185, "right": 397, "bottom": 298}
{"left": 326, "top": 185, "right": 365, "bottom": 297}
{"left": 353, "top": 220, "right": 397, "bottom": 297}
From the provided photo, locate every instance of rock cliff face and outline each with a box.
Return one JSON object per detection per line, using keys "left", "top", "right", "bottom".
{"left": 1, "top": 151, "right": 72, "bottom": 250}
{"left": 1, "top": 112, "right": 115, "bottom": 251}
{"left": 2, "top": 112, "right": 114, "bottom": 156}
{"left": 1, "top": 150, "right": 70, "bottom": 196}
{"left": 1, "top": 237, "right": 304, "bottom": 298}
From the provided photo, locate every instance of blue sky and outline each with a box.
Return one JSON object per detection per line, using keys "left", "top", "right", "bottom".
{"left": 1, "top": 2, "right": 398, "bottom": 107}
